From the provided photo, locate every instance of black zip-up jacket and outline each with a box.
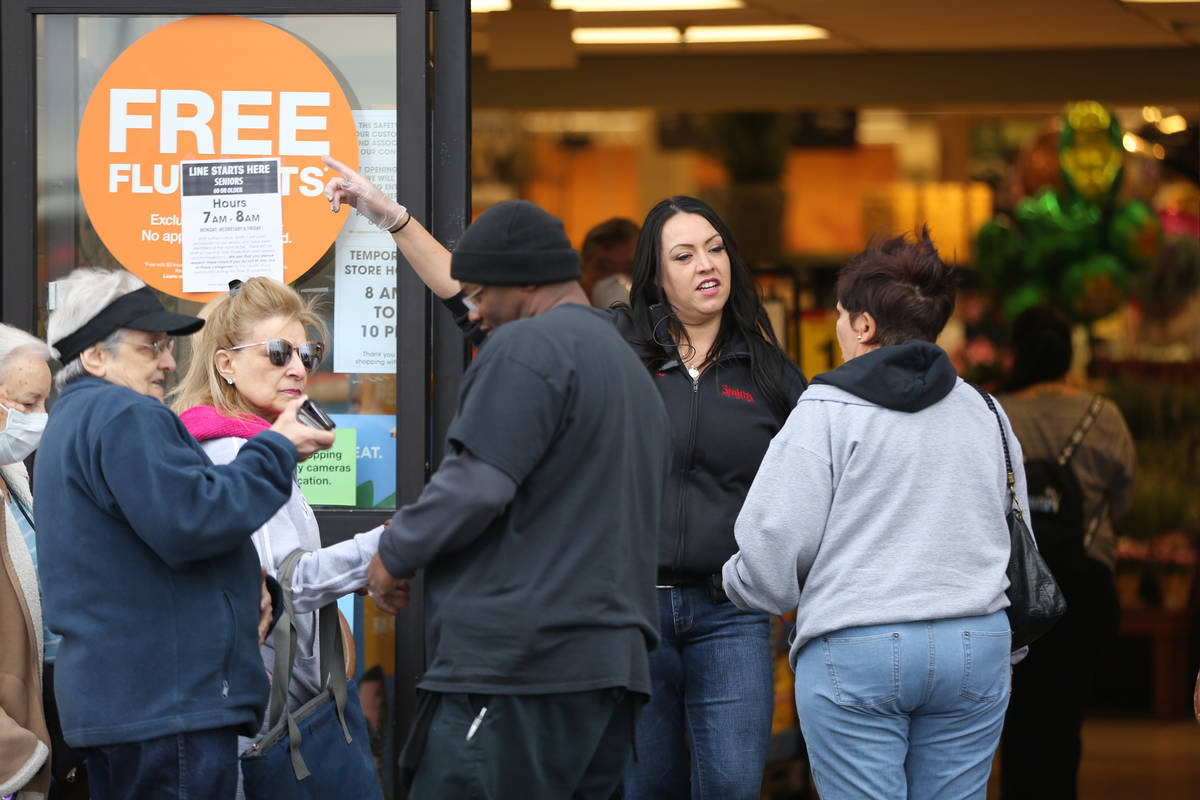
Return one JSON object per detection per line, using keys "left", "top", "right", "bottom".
{"left": 445, "top": 295, "right": 808, "bottom": 577}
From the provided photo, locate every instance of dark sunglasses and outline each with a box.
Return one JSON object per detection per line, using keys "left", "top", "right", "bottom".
{"left": 225, "top": 338, "right": 324, "bottom": 370}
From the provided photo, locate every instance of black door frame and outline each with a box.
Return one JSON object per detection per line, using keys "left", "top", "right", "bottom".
{"left": 0, "top": 3, "right": 470, "bottom": 793}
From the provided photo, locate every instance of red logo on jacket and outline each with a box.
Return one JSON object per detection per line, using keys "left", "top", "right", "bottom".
{"left": 722, "top": 384, "right": 754, "bottom": 403}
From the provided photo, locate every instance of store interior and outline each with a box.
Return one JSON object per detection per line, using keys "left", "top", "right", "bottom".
{"left": 464, "top": 2, "right": 1199, "bottom": 798}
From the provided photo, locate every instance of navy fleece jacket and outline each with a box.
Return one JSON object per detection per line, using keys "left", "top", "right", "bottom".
{"left": 33, "top": 376, "right": 299, "bottom": 747}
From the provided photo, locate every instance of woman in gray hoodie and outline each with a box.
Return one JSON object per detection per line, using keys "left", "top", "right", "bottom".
{"left": 723, "top": 229, "right": 1024, "bottom": 800}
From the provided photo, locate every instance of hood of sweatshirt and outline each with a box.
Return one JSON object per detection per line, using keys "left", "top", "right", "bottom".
{"left": 810, "top": 341, "right": 957, "bottom": 412}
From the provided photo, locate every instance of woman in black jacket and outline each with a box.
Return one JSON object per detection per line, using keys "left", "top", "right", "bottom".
{"left": 615, "top": 196, "right": 806, "bottom": 799}
{"left": 323, "top": 160, "right": 806, "bottom": 799}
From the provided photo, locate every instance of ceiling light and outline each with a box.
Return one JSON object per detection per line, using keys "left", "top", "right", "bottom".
{"left": 1122, "top": 133, "right": 1142, "bottom": 153}
{"left": 1142, "top": 106, "right": 1163, "bottom": 123}
{"left": 553, "top": 0, "right": 743, "bottom": 10}
{"left": 471, "top": 0, "right": 511, "bottom": 11}
{"left": 684, "top": 24, "right": 830, "bottom": 43}
{"left": 572, "top": 26, "right": 682, "bottom": 44}
{"left": 1157, "top": 114, "right": 1188, "bottom": 135}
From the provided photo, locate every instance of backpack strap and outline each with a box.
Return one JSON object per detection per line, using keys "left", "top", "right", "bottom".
{"left": 1082, "top": 498, "right": 1107, "bottom": 551}
{"left": 1057, "top": 395, "right": 1106, "bottom": 549}
{"left": 1057, "top": 395, "right": 1104, "bottom": 467}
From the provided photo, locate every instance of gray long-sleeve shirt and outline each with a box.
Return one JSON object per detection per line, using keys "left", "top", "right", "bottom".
{"left": 378, "top": 447, "right": 517, "bottom": 578}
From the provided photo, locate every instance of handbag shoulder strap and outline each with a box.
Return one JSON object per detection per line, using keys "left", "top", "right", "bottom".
{"left": 1057, "top": 394, "right": 1104, "bottom": 467}
{"left": 265, "top": 548, "right": 307, "bottom": 730}
{"left": 970, "top": 383, "right": 1024, "bottom": 519}
{"left": 317, "top": 595, "right": 353, "bottom": 742}
{"left": 266, "top": 549, "right": 356, "bottom": 766}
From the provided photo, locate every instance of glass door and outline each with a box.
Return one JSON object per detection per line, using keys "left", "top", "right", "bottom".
{"left": 3, "top": 3, "right": 469, "bottom": 795}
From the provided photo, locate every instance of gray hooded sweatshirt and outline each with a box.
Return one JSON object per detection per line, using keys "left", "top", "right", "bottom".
{"left": 722, "top": 341, "right": 1027, "bottom": 668}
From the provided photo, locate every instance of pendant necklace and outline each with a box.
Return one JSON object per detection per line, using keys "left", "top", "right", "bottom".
{"left": 687, "top": 364, "right": 700, "bottom": 380}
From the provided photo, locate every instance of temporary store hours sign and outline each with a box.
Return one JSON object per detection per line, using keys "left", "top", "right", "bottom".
{"left": 76, "top": 16, "right": 359, "bottom": 300}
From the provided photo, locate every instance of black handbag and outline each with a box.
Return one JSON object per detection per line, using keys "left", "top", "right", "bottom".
{"left": 973, "top": 385, "right": 1068, "bottom": 651}
{"left": 240, "top": 549, "right": 382, "bottom": 799}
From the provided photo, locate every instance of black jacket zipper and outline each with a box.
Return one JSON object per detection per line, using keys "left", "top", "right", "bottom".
{"left": 672, "top": 370, "right": 702, "bottom": 568}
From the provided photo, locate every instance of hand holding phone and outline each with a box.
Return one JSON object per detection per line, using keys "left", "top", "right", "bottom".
{"left": 297, "top": 398, "right": 336, "bottom": 431}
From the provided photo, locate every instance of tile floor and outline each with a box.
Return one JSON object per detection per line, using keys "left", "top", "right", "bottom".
{"left": 983, "top": 716, "right": 1200, "bottom": 799}
{"left": 1070, "top": 717, "right": 1199, "bottom": 799}
{"left": 766, "top": 715, "right": 1200, "bottom": 799}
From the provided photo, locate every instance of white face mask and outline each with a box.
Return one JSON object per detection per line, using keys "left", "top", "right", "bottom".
{"left": 0, "top": 404, "right": 47, "bottom": 465}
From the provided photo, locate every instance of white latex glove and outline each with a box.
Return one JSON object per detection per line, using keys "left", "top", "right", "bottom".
{"left": 322, "top": 154, "right": 407, "bottom": 231}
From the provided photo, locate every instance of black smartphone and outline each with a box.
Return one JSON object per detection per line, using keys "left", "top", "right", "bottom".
{"left": 297, "top": 398, "right": 336, "bottom": 431}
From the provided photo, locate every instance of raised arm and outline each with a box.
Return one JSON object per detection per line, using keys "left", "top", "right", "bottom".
{"left": 322, "top": 154, "right": 460, "bottom": 299}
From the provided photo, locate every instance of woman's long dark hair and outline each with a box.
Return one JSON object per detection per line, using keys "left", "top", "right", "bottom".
{"left": 625, "top": 195, "right": 796, "bottom": 418}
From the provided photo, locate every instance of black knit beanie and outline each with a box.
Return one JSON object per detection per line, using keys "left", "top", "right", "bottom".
{"left": 450, "top": 200, "right": 581, "bottom": 286}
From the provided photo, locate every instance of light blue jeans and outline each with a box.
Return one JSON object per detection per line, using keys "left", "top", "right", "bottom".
{"left": 621, "top": 587, "right": 774, "bottom": 800}
{"left": 793, "top": 611, "right": 1010, "bottom": 800}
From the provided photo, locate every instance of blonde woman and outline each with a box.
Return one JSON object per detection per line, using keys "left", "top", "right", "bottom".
{"left": 172, "top": 277, "right": 384, "bottom": 795}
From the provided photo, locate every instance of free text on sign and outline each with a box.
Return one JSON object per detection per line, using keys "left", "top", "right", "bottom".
{"left": 76, "top": 16, "right": 359, "bottom": 300}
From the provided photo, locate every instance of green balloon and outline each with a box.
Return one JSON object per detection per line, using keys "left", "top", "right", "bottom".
{"left": 974, "top": 219, "right": 1016, "bottom": 285}
{"left": 1004, "top": 283, "right": 1049, "bottom": 319}
{"left": 1060, "top": 253, "right": 1127, "bottom": 321}
{"left": 1107, "top": 200, "right": 1162, "bottom": 271}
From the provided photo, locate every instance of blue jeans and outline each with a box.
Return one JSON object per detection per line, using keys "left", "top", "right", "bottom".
{"left": 83, "top": 727, "right": 237, "bottom": 800}
{"left": 621, "top": 587, "right": 773, "bottom": 800}
{"left": 793, "top": 611, "right": 1010, "bottom": 800}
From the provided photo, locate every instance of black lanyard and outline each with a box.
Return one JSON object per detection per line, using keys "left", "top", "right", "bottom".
{"left": 2, "top": 472, "right": 34, "bottom": 530}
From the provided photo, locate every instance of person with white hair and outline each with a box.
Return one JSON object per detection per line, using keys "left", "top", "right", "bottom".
{"left": 32, "top": 268, "right": 335, "bottom": 800}
{"left": 0, "top": 323, "right": 55, "bottom": 800}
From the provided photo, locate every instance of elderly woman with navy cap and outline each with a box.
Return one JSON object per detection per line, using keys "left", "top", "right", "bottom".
{"left": 33, "top": 268, "right": 334, "bottom": 800}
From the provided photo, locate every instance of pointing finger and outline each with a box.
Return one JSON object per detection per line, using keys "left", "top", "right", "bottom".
{"left": 321, "top": 154, "right": 356, "bottom": 179}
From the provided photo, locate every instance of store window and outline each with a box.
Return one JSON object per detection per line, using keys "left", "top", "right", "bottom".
{"left": 37, "top": 13, "right": 401, "bottom": 511}
{"left": 16, "top": 7, "right": 469, "bottom": 792}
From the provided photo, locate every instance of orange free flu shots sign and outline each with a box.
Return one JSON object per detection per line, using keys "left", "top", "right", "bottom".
{"left": 77, "top": 16, "right": 359, "bottom": 300}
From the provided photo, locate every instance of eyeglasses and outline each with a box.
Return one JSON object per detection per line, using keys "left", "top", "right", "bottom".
{"left": 224, "top": 339, "right": 324, "bottom": 370}
{"left": 462, "top": 285, "right": 485, "bottom": 312}
{"left": 128, "top": 337, "right": 175, "bottom": 359}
